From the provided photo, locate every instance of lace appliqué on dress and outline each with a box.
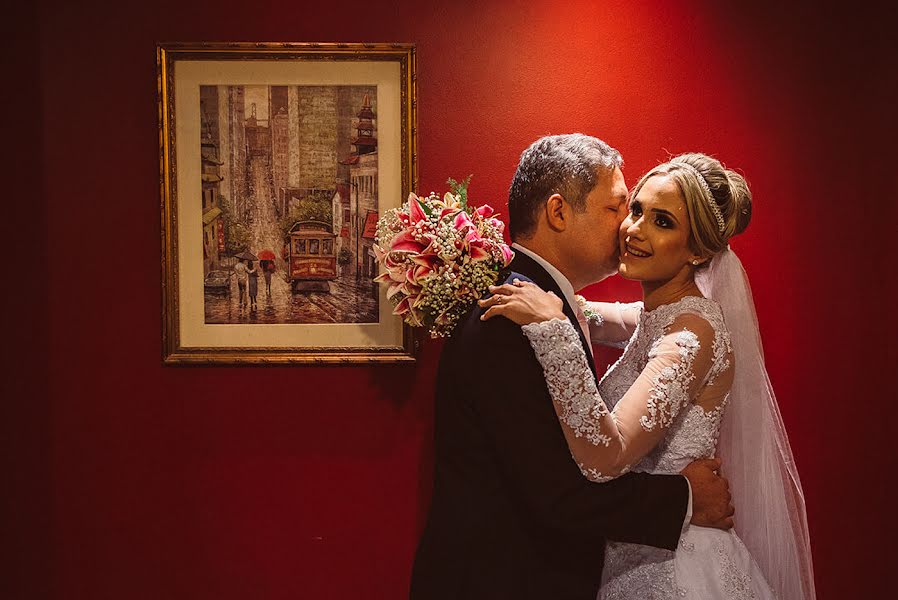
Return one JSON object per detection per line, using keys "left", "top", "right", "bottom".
{"left": 641, "top": 399, "right": 729, "bottom": 474}
{"left": 714, "top": 539, "right": 757, "bottom": 600}
{"left": 578, "top": 463, "right": 618, "bottom": 483}
{"left": 640, "top": 331, "right": 701, "bottom": 432}
{"left": 522, "top": 318, "right": 611, "bottom": 448}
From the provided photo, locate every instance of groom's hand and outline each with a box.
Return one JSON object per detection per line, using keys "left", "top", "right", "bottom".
{"left": 681, "top": 458, "right": 735, "bottom": 530}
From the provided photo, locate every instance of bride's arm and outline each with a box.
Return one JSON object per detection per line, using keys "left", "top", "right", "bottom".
{"left": 480, "top": 283, "right": 715, "bottom": 482}
{"left": 524, "top": 314, "right": 716, "bottom": 481}
{"left": 579, "top": 299, "right": 642, "bottom": 347}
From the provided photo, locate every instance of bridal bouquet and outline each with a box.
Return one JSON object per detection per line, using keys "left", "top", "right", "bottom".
{"left": 374, "top": 180, "right": 514, "bottom": 338}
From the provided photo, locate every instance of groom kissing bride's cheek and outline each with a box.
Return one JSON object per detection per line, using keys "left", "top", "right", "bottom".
{"left": 405, "top": 135, "right": 815, "bottom": 600}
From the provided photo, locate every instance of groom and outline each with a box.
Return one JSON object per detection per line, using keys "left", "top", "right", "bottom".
{"left": 410, "top": 134, "right": 734, "bottom": 600}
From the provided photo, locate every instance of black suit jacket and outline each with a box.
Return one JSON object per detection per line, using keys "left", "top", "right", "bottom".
{"left": 410, "top": 251, "right": 689, "bottom": 600}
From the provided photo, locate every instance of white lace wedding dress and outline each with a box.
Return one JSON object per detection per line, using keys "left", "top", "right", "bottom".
{"left": 522, "top": 296, "right": 776, "bottom": 600}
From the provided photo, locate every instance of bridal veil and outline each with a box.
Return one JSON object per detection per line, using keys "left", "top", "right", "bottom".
{"left": 696, "top": 248, "right": 816, "bottom": 600}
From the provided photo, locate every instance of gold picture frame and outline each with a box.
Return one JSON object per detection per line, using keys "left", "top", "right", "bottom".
{"left": 158, "top": 42, "right": 417, "bottom": 364}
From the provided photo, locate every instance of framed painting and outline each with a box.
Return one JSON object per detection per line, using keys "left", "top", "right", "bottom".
{"left": 157, "top": 42, "right": 417, "bottom": 364}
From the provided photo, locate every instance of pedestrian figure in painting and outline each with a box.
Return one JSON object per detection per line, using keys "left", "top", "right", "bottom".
{"left": 247, "top": 260, "right": 259, "bottom": 309}
{"left": 233, "top": 259, "right": 248, "bottom": 306}
{"left": 260, "top": 259, "right": 274, "bottom": 298}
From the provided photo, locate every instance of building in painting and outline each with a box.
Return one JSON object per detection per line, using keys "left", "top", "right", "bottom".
{"left": 271, "top": 104, "right": 290, "bottom": 217}
{"left": 225, "top": 86, "right": 248, "bottom": 223}
{"left": 340, "top": 94, "right": 378, "bottom": 280}
{"left": 331, "top": 182, "right": 351, "bottom": 275}
{"left": 200, "top": 94, "right": 225, "bottom": 275}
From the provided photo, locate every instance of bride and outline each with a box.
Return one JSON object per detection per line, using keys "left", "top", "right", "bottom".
{"left": 479, "top": 153, "right": 815, "bottom": 599}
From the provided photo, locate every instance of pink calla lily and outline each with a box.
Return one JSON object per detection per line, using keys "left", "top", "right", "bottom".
{"left": 468, "top": 243, "right": 491, "bottom": 262}
{"left": 464, "top": 228, "right": 483, "bottom": 243}
{"left": 475, "top": 204, "right": 495, "bottom": 218}
{"left": 374, "top": 251, "right": 407, "bottom": 285}
{"left": 500, "top": 243, "right": 515, "bottom": 266}
{"left": 453, "top": 210, "right": 474, "bottom": 232}
{"left": 390, "top": 230, "right": 426, "bottom": 253}
{"left": 408, "top": 193, "right": 428, "bottom": 224}
{"left": 393, "top": 296, "right": 410, "bottom": 316}
{"left": 376, "top": 245, "right": 404, "bottom": 270}
{"left": 409, "top": 263, "right": 435, "bottom": 285}
{"left": 385, "top": 252, "right": 403, "bottom": 270}
{"left": 386, "top": 282, "right": 405, "bottom": 300}
{"left": 411, "top": 252, "right": 439, "bottom": 269}
{"left": 463, "top": 229, "right": 491, "bottom": 262}
{"left": 394, "top": 294, "right": 424, "bottom": 326}
{"left": 373, "top": 270, "right": 396, "bottom": 284}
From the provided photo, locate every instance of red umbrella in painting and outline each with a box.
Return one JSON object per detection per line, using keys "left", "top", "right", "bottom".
{"left": 258, "top": 249, "right": 277, "bottom": 272}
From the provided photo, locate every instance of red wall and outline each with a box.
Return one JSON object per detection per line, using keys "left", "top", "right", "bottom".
{"left": 10, "top": 1, "right": 895, "bottom": 598}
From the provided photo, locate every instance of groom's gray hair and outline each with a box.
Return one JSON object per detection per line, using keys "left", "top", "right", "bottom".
{"left": 508, "top": 134, "right": 623, "bottom": 241}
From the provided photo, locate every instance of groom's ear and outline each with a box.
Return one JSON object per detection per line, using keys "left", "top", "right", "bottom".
{"left": 545, "top": 194, "right": 568, "bottom": 232}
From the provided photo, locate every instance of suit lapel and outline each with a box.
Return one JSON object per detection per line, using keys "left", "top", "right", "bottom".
{"left": 508, "top": 253, "right": 599, "bottom": 382}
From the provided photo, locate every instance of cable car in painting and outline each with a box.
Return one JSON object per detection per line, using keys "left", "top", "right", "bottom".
{"left": 286, "top": 221, "right": 337, "bottom": 292}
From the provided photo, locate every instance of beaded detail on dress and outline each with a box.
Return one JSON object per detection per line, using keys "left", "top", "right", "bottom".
{"left": 715, "top": 538, "right": 758, "bottom": 600}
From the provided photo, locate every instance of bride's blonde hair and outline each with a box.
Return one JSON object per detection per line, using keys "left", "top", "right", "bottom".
{"left": 629, "top": 153, "right": 752, "bottom": 259}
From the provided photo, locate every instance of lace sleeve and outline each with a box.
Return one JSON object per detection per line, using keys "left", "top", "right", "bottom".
{"left": 522, "top": 318, "right": 613, "bottom": 448}
{"left": 522, "top": 313, "right": 717, "bottom": 482}
{"left": 522, "top": 318, "right": 618, "bottom": 481}
{"left": 581, "top": 300, "right": 642, "bottom": 348}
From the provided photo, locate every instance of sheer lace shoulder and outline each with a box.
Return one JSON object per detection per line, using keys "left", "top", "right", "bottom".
{"left": 644, "top": 297, "right": 732, "bottom": 389}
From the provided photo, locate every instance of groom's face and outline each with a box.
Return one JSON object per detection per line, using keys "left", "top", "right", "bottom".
{"left": 566, "top": 167, "right": 629, "bottom": 286}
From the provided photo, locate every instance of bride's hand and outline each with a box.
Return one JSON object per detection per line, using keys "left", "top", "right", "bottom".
{"left": 478, "top": 279, "right": 566, "bottom": 325}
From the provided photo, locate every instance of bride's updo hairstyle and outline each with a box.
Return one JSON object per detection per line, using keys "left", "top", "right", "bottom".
{"left": 630, "top": 153, "right": 752, "bottom": 259}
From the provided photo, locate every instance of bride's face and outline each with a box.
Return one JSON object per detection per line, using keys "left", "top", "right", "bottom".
{"left": 618, "top": 174, "right": 699, "bottom": 282}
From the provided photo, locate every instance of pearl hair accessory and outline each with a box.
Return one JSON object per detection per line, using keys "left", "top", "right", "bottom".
{"left": 677, "top": 163, "right": 726, "bottom": 234}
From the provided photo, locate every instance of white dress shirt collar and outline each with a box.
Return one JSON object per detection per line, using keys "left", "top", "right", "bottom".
{"left": 511, "top": 243, "right": 579, "bottom": 311}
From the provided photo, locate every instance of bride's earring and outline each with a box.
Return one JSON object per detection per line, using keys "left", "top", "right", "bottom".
{"left": 691, "top": 259, "right": 700, "bottom": 266}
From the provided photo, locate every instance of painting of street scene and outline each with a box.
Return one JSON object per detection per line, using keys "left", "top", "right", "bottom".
{"left": 199, "top": 84, "right": 380, "bottom": 324}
